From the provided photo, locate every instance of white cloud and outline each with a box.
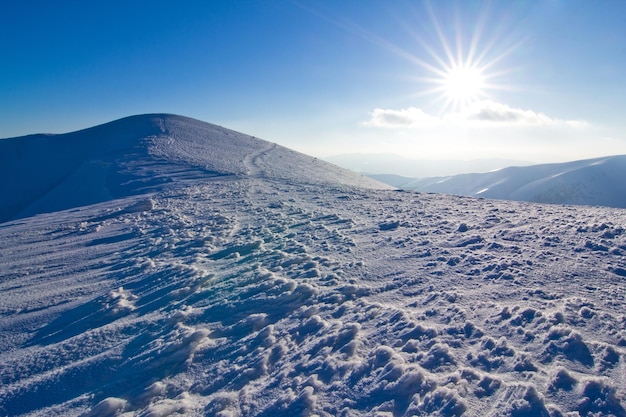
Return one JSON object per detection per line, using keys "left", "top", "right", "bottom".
{"left": 366, "top": 100, "right": 587, "bottom": 129}
{"left": 365, "top": 107, "right": 441, "bottom": 128}
{"left": 459, "top": 100, "right": 587, "bottom": 127}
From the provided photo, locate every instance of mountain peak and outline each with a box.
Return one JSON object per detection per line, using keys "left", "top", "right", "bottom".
{"left": 0, "top": 114, "right": 389, "bottom": 222}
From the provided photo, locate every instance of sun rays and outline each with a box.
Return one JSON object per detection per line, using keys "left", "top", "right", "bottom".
{"left": 437, "top": 64, "right": 487, "bottom": 112}
{"left": 401, "top": 2, "right": 521, "bottom": 115}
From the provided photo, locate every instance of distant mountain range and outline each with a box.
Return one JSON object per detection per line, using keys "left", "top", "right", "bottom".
{"left": 369, "top": 155, "right": 626, "bottom": 208}
{"left": 324, "top": 153, "right": 533, "bottom": 178}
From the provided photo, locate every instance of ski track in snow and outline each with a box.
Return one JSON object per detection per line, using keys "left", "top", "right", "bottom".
{"left": 244, "top": 142, "right": 277, "bottom": 178}
{"left": 1, "top": 177, "right": 625, "bottom": 417}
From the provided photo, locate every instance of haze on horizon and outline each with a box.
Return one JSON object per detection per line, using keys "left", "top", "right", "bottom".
{"left": 2, "top": 1, "right": 626, "bottom": 168}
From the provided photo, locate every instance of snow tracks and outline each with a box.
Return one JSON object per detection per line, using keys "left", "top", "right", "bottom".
{"left": 1, "top": 179, "right": 625, "bottom": 416}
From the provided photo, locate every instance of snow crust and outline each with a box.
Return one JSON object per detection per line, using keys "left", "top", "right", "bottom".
{"left": 1, "top": 115, "right": 625, "bottom": 416}
{"left": 392, "top": 156, "right": 626, "bottom": 208}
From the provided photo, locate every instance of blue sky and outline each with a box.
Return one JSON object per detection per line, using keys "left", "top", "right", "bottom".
{"left": 2, "top": 0, "right": 626, "bottom": 163}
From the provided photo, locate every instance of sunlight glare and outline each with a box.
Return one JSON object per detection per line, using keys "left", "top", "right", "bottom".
{"left": 444, "top": 66, "right": 485, "bottom": 103}
{"left": 398, "top": 2, "right": 521, "bottom": 115}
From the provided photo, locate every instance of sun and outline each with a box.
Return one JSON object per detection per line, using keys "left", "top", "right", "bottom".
{"left": 422, "top": 59, "right": 490, "bottom": 114}
{"left": 443, "top": 65, "right": 485, "bottom": 104}
{"left": 398, "top": 3, "right": 519, "bottom": 115}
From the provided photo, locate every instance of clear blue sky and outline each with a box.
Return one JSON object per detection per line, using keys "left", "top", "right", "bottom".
{"left": 2, "top": 0, "right": 626, "bottom": 163}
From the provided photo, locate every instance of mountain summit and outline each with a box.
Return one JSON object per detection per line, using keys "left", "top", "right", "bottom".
{"left": 0, "top": 114, "right": 387, "bottom": 222}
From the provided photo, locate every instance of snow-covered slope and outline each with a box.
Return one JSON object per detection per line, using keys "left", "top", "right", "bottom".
{"left": 1, "top": 116, "right": 625, "bottom": 417}
{"left": 0, "top": 114, "right": 387, "bottom": 223}
{"left": 395, "top": 155, "right": 626, "bottom": 208}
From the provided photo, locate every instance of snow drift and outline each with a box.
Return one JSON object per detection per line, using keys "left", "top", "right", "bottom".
{"left": 392, "top": 155, "right": 626, "bottom": 208}
{"left": 1, "top": 115, "right": 625, "bottom": 416}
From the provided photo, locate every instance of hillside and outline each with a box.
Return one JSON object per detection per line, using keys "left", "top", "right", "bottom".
{"left": 392, "top": 155, "right": 626, "bottom": 208}
{"left": 0, "top": 114, "right": 386, "bottom": 223}
{"left": 1, "top": 115, "right": 625, "bottom": 417}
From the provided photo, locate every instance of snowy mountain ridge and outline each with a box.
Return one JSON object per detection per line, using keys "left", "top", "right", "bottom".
{"left": 382, "top": 155, "right": 626, "bottom": 208}
{"left": 0, "top": 114, "right": 387, "bottom": 223}
{"left": 1, "top": 115, "right": 625, "bottom": 417}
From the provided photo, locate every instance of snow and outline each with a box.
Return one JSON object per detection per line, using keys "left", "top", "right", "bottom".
{"left": 1, "top": 114, "right": 625, "bottom": 416}
{"left": 391, "top": 156, "right": 626, "bottom": 208}
{"left": 0, "top": 114, "right": 386, "bottom": 223}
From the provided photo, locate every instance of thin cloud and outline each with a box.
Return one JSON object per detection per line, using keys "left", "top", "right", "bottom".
{"left": 367, "top": 100, "right": 587, "bottom": 128}
{"left": 365, "top": 107, "right": 441, "bottom": 128}
{"left": 460, "top": 100, "right": 587, "bottom": 127}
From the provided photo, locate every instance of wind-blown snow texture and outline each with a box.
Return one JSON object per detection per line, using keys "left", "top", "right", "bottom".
{"left": 391, "top": 156, "right": 626, "bottom": 209}
{"left": 1, "top": 115, "right": 625, "bottom": 417}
